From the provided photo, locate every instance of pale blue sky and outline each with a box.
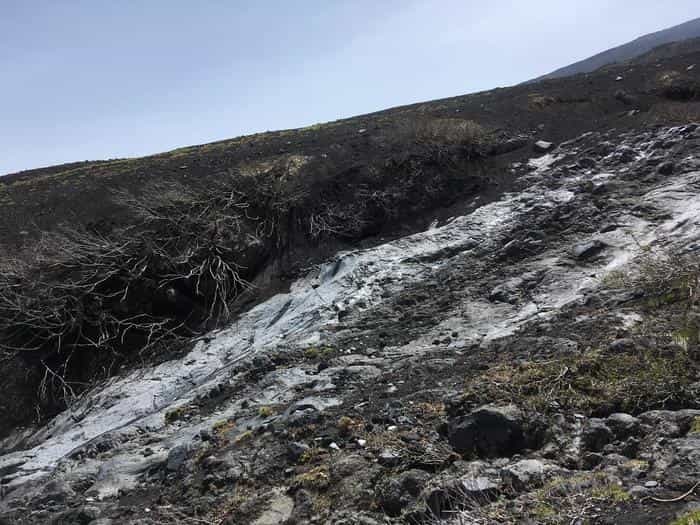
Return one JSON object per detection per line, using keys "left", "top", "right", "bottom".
{"left": 2, "top": 1, "right": 698, "bottom": 174}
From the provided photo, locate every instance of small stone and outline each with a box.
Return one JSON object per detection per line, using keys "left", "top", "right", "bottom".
{"left": 201, "top": 455, "right": 226, "bottom": 471}
{"left": 578, "top": 157, "right": 597, "bottom": 169}
{"left": 166, "top": 444, "right": 189, "bottom": 472}
{"left": 500, "top": 459, "right": 546, "bottom": 490}
{"left": 572, "top": 240, "right": 607, "bottom": 260}
{"left": 644, "top": 480, "right": 659, "bottom": 488}
{"left": 378, "top": 449, "right": 401, "bottom": 467}
{"left": 387, "top": 425, "right": 398, "bottom": 432}
{"left": 629, "top": 485, "right": 649, "bottom": 498}
{"left": 459, "top": 476, "right": 500, "bottom": 496}
{"left": 609, "top": 338, "right": 636, "bottom": 353}
{"left": 657, "top": 162, "right": 674, "bottom": 175}
{"left": 581, "top": 452, "right": 604, "bottom": 470}
{"left": 607, "top": 413, "right": 641, "bottom": 439}
{"left": 582, "top": 419, "right": 614, "bottom": 452}
{"left": 287, "top": 442, "right": 310, "bottom": 462}
{"left": 376, "top": 470, "right": 429, "bottom": 516}
{"left": 329, "top": 442, "right": 340, "bottom": 451}
{"left": 357, "top": 439, "right": 367, "bottom": 447}
{"left": 39, "top": 480, "right": 76, "bottom": 504}
{"left": 252, "top": 489, "right": 295, "bottom": 525}
{"left": 534, "top": 140, "right": 554, "bottom": 153}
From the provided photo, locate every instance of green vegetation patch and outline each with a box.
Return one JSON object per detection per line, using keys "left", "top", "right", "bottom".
{"left": 464, "top": 346, "right": 697, "bottom": 416}
{"left": 671, "top": 510, "right": 700, "bottom": 525}
{"left": 303, "top": 345, "right": 337, "bottom": 360}
{"left": 689, "top": 416, "right": 700, "bottom": 434}
{"left": 526, "top": 474, "right": 630, "bottom": 524}
{"left": 165, "top": 405, "right": 196, "bottom": 424}
{"left": 293, "top": 465, "right": 331, "bottom": 491}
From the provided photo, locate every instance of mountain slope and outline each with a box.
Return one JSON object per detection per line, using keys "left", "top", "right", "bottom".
{"left": 0, "top": 37, "right": 699, "bottom": 525}
{"left": 537, "top": 16, "right": 700, "bottom": 80}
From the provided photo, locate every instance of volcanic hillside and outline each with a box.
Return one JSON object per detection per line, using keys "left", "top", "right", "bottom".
{"left": 0, "top": 34, "right": 699, "bottom": 525}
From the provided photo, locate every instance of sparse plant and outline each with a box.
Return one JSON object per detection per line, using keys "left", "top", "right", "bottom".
{"left": 304, "top": 345, "right": 336, "bottom": 359}
{"left": 293, "top": 465, "right": 331, "bottom": 490}
{"left": 401, "top": 118, "right": 486, "bottom": 148}
{"left": 463, "top": 345, "right": 697, "bottom": 416}
{"left": 672, "top": 509, "right": 700, "bottom": 525}
{"left": 165, "top": 405, "right": 194, "bottom": 424}
{"left": 258, "top": 405, "right": 275, "bottom": 417}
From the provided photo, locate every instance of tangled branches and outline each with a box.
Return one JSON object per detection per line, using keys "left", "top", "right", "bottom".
{"left": 0, "top": 181, "right": 267, "bottom": 411}
{"left": 0, "top": 125, "right": 490, "bottom": 418}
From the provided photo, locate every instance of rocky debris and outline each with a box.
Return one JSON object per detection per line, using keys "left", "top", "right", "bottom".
{"left": 607, "top": 413, "right": 641, "bottom": 440}
{"left": 375, "top": 469, "right": 431, "bottom": 516}
{"left": 286, "top": 441, "right": 310, "bottom": 463}
{"left": 48, "top": 505, "right": 103, "bottom": 524}
{"left": 165, "top": 444, "right": 190, "bottom": 472}
{"left": 488, "top": 281, "right": 520, "bottom": 303}
{"left": 582, "top": 418, "right": 615, "bottom": 452}
{"left": 609, "top": 337, "right": 637, "bottom": 353}
{"left": 639, "top": 410, "right": 700, "bottom": 438}
{"left": 252, "top": 490, "right": 294, "bottom": 525}
{"left": 458, "top": 475, "right": 501, "bottom": 498}
{"left": 500, "top": 238, "right": 539, "bottom": 259}
{"left": 487, "top": 274, "right": 542, "bottom": 304}
{"left": 36, "top": 480, "right": 76, "bottom": 505}
{"left": 572, "top": 239, "right": 608, "bottom": 260}
{"left": 658, "top": 161, "right": 675, "bottom": 175}
{"left": 489, "top": 136, "right": 529, "bottom": 155}
{"left": 500, "top": 459, "right": 549, "bottom": 490}
{"left": 377, "top": 449, "right": 402, "bottom": 467}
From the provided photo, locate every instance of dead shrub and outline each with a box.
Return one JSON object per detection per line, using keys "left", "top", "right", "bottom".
{"left": 403, "top": 118, "right": 486, "bottom": 147}
{"left": 603, "top": 249, "right": 700, "bottom": 306}
{"left": 0, "top": 127, "right": 490, "bottom": 418}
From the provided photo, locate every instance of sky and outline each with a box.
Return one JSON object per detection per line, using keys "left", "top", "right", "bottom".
{"left": 1, "top": 1, "right": 699, "bottom": 175}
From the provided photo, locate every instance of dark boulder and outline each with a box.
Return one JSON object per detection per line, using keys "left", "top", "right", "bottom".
{"left": 657, "top": 162, "right": 674, "bottom": 175}
{"left": 375, "top": 469, "right": 431, "bottom": 516}
{"left": 582, "top": 418, "right": 614, "bottom": 452}
{"left": 606, "top": 413, "right": 641, "bottom": 440}
{"left": 447, "top": 405, "right": 531, "bottom": 458}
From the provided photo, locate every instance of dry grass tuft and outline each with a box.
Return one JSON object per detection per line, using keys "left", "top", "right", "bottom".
{"left": 463, "top": 346, "right": 697, "bottom": 416}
